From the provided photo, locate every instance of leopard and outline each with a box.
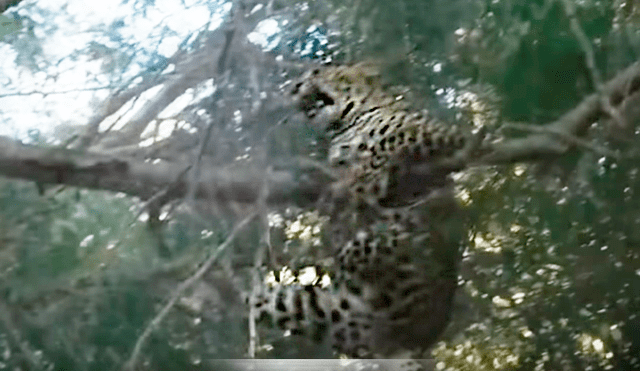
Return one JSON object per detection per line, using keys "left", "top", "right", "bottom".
{"left": 251, "top": 208, "right": 460, "bottom": 359}
{"left": 289, "top": 61, "right": 483, "bottom": 208}
{"left": 249, "top": 61, "right": 477, "bottom": 362}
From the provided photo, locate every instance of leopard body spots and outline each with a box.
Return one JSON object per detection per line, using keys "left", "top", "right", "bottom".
{"left": 252, "top": 208, "right": 460, "bottom": 358}
{"left": 291, "top": 62, "right": 478, "bottom": 207}
{"left": 250, "top": 63, "right": 470, "bottom": 358}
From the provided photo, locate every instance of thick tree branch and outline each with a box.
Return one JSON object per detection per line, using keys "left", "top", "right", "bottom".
{"left": 1, "top": 61, "right": 640, "bottom": 209}
{"left": 0, "top": 136, "right": 326, "bottom": 207}
{"left": 475, "top": 62, "right": 640, "bottom": 165}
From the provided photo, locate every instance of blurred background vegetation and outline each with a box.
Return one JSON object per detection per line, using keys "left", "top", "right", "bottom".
{"left": 0, "top": 0, "right": 640, "bottom": 370}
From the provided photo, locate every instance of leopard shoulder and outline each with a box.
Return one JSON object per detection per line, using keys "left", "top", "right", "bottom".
{"left": 290, "top": 62, "right": 480, "bottom": 207}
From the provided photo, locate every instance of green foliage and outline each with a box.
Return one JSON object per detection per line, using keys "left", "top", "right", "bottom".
{"left": 436, "top": 150, "right": 640, "bottom": 369}
{"left": 0, "top": 179, "right": 250, "bottom": 370}
{"left": 263, "top": 1, "right": 640, "bottom": 367}
{"left": 1, "top": 0, "right": 639, "bottom": 369}
{"left": 0, "top": 181, "right": 150, "bottom": 302}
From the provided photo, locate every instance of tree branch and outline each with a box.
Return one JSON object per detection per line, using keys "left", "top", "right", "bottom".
{"left": 475, "top": 62, "right": 640, "bottom": 165}
{"left": 1, "top": 61, "right": 640, "bottom": 209}
{"left": 123, "top": 212, "right": 256, "bottom": 371}
{"left": 91, "top": 1, "right": 253, "bottom": 151}
{"left": 0, "top": 136, "right": 327, "bottom": 207}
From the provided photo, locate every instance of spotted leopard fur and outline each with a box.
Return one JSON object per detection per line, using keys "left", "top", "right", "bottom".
{"left": 291, "top": 62, "right": 481, "bottom": 207}
{"left": 252, "top": 207, "right": 461, "bottom": 358}
{"left": 250, "top": 62, "right": 471, "bottom": 359}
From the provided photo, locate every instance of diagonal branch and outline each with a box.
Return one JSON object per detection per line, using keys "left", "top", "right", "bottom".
{"left": 87, "top": 1, "right": 253, "bottom": 152}
{"left": 474, "top": 62, "right": 640, "bottom": 165}
{"left": 123, "top": 212, "right": 256, "bottom": 371}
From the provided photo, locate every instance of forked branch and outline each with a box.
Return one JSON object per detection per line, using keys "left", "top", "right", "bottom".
{"left": 474, "top": 62, "right": 640, "bottom": 166}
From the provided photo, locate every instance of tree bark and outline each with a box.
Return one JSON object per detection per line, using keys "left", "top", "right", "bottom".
{"left": 1, "top": 61, "right": 639, "bottom": 209}
{"left": 0, "top": 136, "right": 327, "bottom": 207}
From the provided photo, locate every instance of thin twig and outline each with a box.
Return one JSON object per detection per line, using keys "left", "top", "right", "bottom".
{"left": 185, "top": 119, "right": 215, "bottom": 204}
{"left": 247, "top": 273, "right": 258, "bottom": 358}
{"left": 561, "top": 0, "right": 602, "bottom": 87}
{"left": 293, "top": 156, "right": 340, "bottom": 181}
{"left": 503, "top": 122, "right": 621, "bottom": 159}
{"left": 561, "top": 0, "right": 629, "bottom": 130}
{"left": 248, "top": 154, "right": 274, "bottom": 358}
{"left": 123, "top": 213, "right": 257, "bottom": 371}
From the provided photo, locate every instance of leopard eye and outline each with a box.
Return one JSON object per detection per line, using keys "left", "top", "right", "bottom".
{"left": 291, "top": 82, "right": 304, "bottom": 94}
{"left": 316, "top": 91, "right": 335, "bottom": 107}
